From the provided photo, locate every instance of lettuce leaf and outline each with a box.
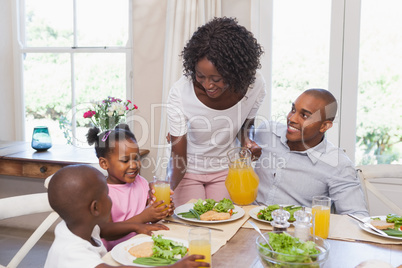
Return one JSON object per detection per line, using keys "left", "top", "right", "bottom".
{"left": 260, "top": 232, "right": 320, "bottom": 263}
{"left": 214, "top": 198, "right": 235, "bottom": 213}
{"left": 193, "top": 198, "right": 216, "bottom": 214}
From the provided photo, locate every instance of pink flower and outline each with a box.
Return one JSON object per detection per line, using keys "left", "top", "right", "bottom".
{"left": 83, "top": 110, "right": 96, "bottom": 118}
{"left": 127, "top": 100, "right": 132, "bottom": 104}
{"left": 133, "top": 104, "right": 138, "bottom": 109}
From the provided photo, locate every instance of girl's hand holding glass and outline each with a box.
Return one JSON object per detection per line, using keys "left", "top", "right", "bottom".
{"left": 148, "top": 178, "right": 175, "bottom": 216}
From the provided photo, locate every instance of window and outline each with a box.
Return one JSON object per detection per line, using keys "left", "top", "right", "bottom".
{"left": 271, "top": 0, "right": 331, "bottom": 123}
{"left": 356, "top": 0, "right": 402, "bottom": 165}
{"left": 255, "top": 0, "right": 401, "bottom": 165}
{"left": 18, "top": 0, "right": 132, "bottom": 147}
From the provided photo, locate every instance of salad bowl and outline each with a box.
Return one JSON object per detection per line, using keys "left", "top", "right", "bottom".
{"left": 256, "top": 231, "right": 330, "bottom": 268}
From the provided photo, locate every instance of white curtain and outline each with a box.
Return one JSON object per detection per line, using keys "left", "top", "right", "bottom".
{"left": 155, "top": 0, "right": 222, "bottom": 178}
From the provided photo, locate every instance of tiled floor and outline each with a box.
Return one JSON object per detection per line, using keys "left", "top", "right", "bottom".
{"left": 0, "top": 227, "right": 54, "bottom": 267}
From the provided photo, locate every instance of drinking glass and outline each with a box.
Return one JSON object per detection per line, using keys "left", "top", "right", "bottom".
{"left": 311, "top": 196, "right": 331, "bottom": 239}
{"left": 188, "top": 227, "right": 211, "bottom": 266}
{"left": 153, "top": 176, "right": 171, "bottom": 210}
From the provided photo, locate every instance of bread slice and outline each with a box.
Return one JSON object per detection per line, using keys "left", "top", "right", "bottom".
{"left": 370, "top": 219, "right": 395, "bottom": 230}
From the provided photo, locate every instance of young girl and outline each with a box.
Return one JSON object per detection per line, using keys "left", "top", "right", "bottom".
{"left": 87, "top": 124, "right": 174, "bottom": 250}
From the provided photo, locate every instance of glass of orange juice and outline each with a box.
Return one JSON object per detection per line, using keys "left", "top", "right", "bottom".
{"left": 188, "top": 227, "right": 211, "bottom": 267}
{"left": 311, "top": 196, "right": 331, "bottom": 239}
{"left": 153, "top": 176, "right": 171, "bottom": 210}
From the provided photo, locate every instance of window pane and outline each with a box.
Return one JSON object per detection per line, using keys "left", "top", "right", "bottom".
{"left": 74, "top": 53, "right": 127, "bottom": 146}
{"left": 356, "top": 0, "right": 402, "bottom": 165}
{"left": 25, "top": 0, "right": 73, "bottom": 47}
{"left": 271, "top": 0, "right": 331, "bottom": 122}
{"left": 24, "top": 53, "right": 71, "bottom": 144}
{"left": 76, "top": 0, "right": 129, "bottom": 46}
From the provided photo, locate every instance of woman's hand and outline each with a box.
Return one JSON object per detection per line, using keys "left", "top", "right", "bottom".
{"left": 245, "top": 140, "right": 262, "bottom": 161}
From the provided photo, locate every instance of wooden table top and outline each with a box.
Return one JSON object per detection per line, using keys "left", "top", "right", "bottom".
{"left": 214, "top": 228, "right": 402, "bottom": 268}
{"left": 0, "top": 141, "right": 149, "bottom": 179}
{"left": 0, "top": 141, "right": 149, "bottom": 165}
{"left": 102, "top": 227, "right": 402, "bottom": 267}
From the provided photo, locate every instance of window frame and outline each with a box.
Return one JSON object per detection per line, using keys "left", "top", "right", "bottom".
{"left": 252, "top": 0, "right": 361, "bottom": 163}
{"left": 13, "top": 0, "right": 133, "bottom": 145}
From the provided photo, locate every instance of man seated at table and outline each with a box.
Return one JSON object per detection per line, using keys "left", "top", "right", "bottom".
{"left": 254, "top": 88, "right": 369, "bottom": 216}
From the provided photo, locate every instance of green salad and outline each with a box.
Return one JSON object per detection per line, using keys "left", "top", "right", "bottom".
{"left": 259, "top": 232, "right": 321, "bottom": 264}
{"left": 382, "top": 214, "right": 402, "bottom": 237}
{"left": 257, "top": 204, "right": 302, "bottom": 222}
{"left": 132, "top": 235, "right": 188, "bottom": 266}
{"left": 178, "top": 198, "right": 235, "bottom": 220}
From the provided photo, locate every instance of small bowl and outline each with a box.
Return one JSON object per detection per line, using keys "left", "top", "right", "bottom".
{"left": 256, "top": 231, "right": 330, "bottom": 268}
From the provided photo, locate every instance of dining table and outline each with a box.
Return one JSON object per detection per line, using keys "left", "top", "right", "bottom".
{"left": 102, "top": 202, "right": 402, "bottom": 267}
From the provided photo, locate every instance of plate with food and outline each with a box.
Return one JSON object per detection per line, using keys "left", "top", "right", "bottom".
{"left": 249, "top": 204, "right": 307, "bottom": 224}
{"left": 174, "top": 198, "right": 245, "bottom": 223}
{"left": 358, "top": 214, "right": 402, "bottom": 240}
{"left": 111, "top": 234, "right": 188, "bottom": 266}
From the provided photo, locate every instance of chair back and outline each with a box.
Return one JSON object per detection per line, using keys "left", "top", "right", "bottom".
{"left": 357, "top": 164, "right": 402, "bottom": 216}
{"left": 0, "top": 193, "right": 59, "bottom": 268}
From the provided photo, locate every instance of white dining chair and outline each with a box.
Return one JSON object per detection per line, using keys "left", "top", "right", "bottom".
{"left": 0, "top": 192, "right": 59, "bottom": 268}
{"left": 357, "top": 164, "right": 402, "bottom": 216}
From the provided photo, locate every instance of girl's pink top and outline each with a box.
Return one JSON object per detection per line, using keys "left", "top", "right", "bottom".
{"left": 102, "top": 175, "right": 149, "bottom": 251}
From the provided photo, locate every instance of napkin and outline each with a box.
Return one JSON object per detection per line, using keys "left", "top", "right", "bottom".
{"left": 329, "top": 214, "right": 402, "bottom": 244}
{"left": 153, "top": 199, "right": 251, "bottom": 255}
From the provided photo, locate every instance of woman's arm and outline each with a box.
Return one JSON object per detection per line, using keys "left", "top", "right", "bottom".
{"left": 167, "top": 134, "right": 187, "bottom": 190}
{"left": 238, "top": 118, "right": 261, "bottom": 160}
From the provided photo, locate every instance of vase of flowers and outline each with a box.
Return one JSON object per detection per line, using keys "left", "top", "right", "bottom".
{"left": 83, "top": 96, "right": 138, "bottom": 132}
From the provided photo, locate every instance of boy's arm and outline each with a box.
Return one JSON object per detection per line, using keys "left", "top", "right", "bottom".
{"left": 96, "top": 254, "right": 209, "bottom": 268}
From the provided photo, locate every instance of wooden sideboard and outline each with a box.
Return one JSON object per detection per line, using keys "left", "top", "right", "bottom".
{"left": 0, "top": 141, "right": 149, "bottom": 179}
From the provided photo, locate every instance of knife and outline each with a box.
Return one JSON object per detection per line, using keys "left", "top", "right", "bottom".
{"left": 347, "top": 214, "right": 388, "bottom": 236}
{"left": 161, "top": 219, "right": 224, "bottom": 232}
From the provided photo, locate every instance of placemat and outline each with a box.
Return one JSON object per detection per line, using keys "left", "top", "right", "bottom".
{"left": 102, "top": 199, "right": 252, "bottom": 266}
{"left": 242, "top": 209, "right": 402, "bottom": 245}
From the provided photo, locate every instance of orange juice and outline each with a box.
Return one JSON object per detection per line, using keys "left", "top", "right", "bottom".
{"left": 154, "top": 182, "right": 170, "bottom": 210}
{"left": 311, "top": 205, "right": 330, "bottom": 239}
{"left": 188, "top": 239, "right": 212, "bottom": 266}
{"left": 225, "top": 164, "right": 259, "bottom": 205}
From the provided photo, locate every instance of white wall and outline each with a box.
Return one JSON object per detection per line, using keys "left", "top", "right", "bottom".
{"left": 0, "top": 0, "right": 16, "bottom": 140}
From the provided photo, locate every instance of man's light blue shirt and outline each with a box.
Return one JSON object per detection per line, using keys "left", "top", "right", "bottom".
{"left": 254, "top": 121, "right": 369, "bottom": 216}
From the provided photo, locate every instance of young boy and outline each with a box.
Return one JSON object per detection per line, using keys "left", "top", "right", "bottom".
{"left": 45, "top": 164, "right": 209, "bottom": 268}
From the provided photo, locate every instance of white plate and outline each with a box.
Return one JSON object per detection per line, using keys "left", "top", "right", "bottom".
{"left": 249, "top": 206, "right": 273, "bottom": 224}
{"left": 249, "top": 205, "right": 309, "bottom": 224}
{"left": 358, "top": 216, "right": 402, "bottom": 240}
{"left": 174, "top": 203, "right": 245, "bottom": 223}
{"left": 110, "top": 236, "right": 188, "bottom": 266}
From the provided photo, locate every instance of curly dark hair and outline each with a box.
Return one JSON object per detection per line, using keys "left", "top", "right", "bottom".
{"left": 181, "top": 17, "right": 263, "bottom": 95}
{"left": 86, "top": 123, "right": 137, "bottom": 158}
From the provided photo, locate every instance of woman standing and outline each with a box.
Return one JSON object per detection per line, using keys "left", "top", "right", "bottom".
{"left": 167, "top": 17, "right": 266, "bottom": 206}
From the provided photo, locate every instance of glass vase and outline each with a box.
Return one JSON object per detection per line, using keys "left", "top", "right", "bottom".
{"left": 31, "top": 126, "right": 52, "bottom": 151}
